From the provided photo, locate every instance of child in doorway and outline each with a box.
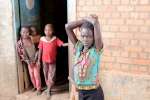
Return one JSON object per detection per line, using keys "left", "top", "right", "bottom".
{"left": 38, "top": 24, "right": 68, "bottom": 96}
{"left": 30, "top": 26, "right": 41, "bottom": 49}
{"left": 65, "top": 15, "right": 104, "bottom": 100}
{"left": 16, "top": 26, "right": 42, "bottom": 95}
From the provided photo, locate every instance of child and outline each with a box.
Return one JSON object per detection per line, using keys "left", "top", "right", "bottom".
{"left": 16, "top": 26, "right": 42, "bottom": 95}
{"left": 30, "top": 26, "right": 41, "bottom": 49}
{"left": 65, "top": 15, "right": 104, "bottom": 100}
{"left": 38, "top": 24, "right": 68, "bottom": 96}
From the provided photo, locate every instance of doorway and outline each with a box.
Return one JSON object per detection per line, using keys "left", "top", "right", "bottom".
{"left": 15, "top": 0, "right": 69, "bottom": 93}
{"left": 40, "top": 0, "right": 69, "bottom": 92}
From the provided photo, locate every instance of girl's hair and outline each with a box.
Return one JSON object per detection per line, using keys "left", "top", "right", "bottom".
{"left": 45, "top": 24, "right": 54, "bottom": 31}
{"left": 80, "top": 21, "right": 94, "bottom": 32}
{"left": 17, "top": 25, "right": 31, "bottom": 40}
{"left": 21, "top": 26, "right": 31, "bottom": 32}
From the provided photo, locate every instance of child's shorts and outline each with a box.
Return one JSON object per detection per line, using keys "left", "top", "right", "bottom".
{"left": 78, "top": 85, "right": 104, "bottom": 100}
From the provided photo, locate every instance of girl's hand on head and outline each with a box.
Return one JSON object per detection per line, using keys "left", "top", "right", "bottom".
{"left": 90, "top": 14, "right": 98, "bottom": 20}
{"left": 84, "top": 14, "right": 98, "bottom": 25}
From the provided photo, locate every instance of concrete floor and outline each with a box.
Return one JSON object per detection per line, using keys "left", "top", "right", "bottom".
{"left": 16, "top": 90, "right": 69, "bottom": 100}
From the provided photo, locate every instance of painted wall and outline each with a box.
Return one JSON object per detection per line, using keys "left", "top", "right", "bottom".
{"left": 0, "top": 0, "right": 18, "bottom": 99}
{"left": 19, "top": 0, "right": 40, "bottom": 29}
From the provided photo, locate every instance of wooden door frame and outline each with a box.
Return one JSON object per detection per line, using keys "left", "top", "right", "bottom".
{"left": 67, "top": 0, "right": 77, "bottom": 91}
{"left": 11, "top": 0, "right": 24, "bottom": 93}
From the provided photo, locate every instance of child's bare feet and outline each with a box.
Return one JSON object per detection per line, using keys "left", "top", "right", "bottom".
{"left": 37, "top": 90, "right": 42, "bottom": 95}
{"left": 46, "top": 90, "right": 51, "bottom": 97}
{"left": 31, "top": 88, "right": 36, "bottom": 92}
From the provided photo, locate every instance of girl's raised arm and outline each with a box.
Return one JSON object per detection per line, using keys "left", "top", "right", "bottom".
{"left": 84, "top": 15, "right": 103, "bottom": 50}
{"left": 65, "top": 20, "right": 85, "bottom": 45}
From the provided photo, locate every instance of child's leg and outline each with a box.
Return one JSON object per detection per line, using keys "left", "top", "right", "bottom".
{"left": 33, "top": 63, "right": 41, "bottom": 91}
{"left": 28, "top": 64, "right": 36, "bottom": 89}
{"left": 43, "top": 62, "right": 49, "bottom": 86}
{"left": 70, "top": 84, "right": 79, "bottom": 100}
{"left": 47, "top": 63, "right": 56, "bottom": 91}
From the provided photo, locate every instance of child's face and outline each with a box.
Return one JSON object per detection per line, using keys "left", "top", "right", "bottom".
{"left": 44, "top": 25, "right": 53, "bottom": 36}
{"left": 80, "top": 28, "right": 94, "bottom": 49}
{"left": 21, "top": 27, "right": 30, "bottom": 39}
{"left": 30, "top": 27, "right": 37, "bottom": 35}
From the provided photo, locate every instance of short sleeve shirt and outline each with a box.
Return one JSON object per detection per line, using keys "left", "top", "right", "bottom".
{"left": 72, "top": 41, "right": 103, "bottom": 88}
{"left": 38, "top": 36, "right": 63, "bottom": 63}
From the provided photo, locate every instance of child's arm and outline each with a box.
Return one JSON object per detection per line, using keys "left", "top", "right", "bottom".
{"left": 84, "top": 15, "right": 103, "bottom": 50}
{"left": 65, "top": 20, "right": 85, "bottom": 45}
{"left": 34, "top": 50, "right": 39, "bottom": 61}
{"left": 62, "top": 43, "right": 68, "bottom": 47}
{"left": 37, "top": 49, "right": 42, "bottom": 66}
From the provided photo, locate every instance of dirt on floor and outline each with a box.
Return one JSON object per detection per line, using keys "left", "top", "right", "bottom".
{"left": 16, "top": 90, "right": 69, "bottom": 100}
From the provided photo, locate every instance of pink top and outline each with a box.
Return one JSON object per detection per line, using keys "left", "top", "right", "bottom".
{"left": 38, "top": 36, "right": 63, "bottom": 63}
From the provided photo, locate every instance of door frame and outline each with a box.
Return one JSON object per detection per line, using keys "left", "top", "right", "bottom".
{"left": 11, "top": 0, "right": 24, "bottom": 93}
{"left": 67, "top": 0, "right": 77, "bottom": 91}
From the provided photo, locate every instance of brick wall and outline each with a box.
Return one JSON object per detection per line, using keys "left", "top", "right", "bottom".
{"left": 75, "top": 0, "right": 150, "bottom": 100}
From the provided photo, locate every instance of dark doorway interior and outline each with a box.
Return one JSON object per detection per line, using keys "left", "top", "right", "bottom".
{"left": 40, "top": 0, "right": 69, "bottom": 91}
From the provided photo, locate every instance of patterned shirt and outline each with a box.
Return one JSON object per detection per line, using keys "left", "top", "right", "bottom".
{"left": 71, "top": 41, "right": 103, "bottom": 90}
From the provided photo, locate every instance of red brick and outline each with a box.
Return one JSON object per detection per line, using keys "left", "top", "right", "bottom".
{"left": 134, "top": 33, "right": 150, "bottom": 39}
{"left": 94, "top": 0, "right": 103, "bottom": 5}
{"left": 120, "top": 51, "right": 129, "bottom": 57}
{"left": 112, "top": 0, "right": 120, "bottom": 5}
{"left": 117, "top": 57, "right": 150, "bottom": 65}
{"left": 78, "top": 0, "right": 85, "bottom": 6}
{"left": 110, "top": 26, "right": 120, "bottom": 32}
{"left": 130, "top": 65, "right": 149, "bottom": 74}
{"left": 99, "top": 6, "right": 117, "bottom": 12}
{"left": 121, "top": 0, "right": 130, "bottom": 5}
{"left": 125, "top": 46, "right": 142, "bottom": 52}
{"left": 140, "top": 26, "right": 150, "bottom": 33}
{"left": 120, "top": 64, "right": 130, "bottom": 72}
{"left": 102, "top": 32, "right": 116, "bottom": 38}
{"left": 139, "top": 40, "right": 148, "bottom": 46}
{"left": 103, "top": 13, "right": 112, "bottom": 18}
{"left": 126, "top": 19, "right": 145, "bottom": 25}
{"left": 130, "top": 0, "right": 139, "bottom": 5}
{"left": 117, "top": 6, "right": 134, "bottom": 12}
{"left": 130, "top": 39, "right": 139, "bottom": 45}
{"left": 111, "top": 13, "right": 120, "bottom": 18}
{"left": 103, "top": 0, "right": 111, "bottom": 5}
{"left": 102, "top": 25, "right": 110, "bottom": 31}
{"left": 120, "top": 12, "right": 130, "bottom": 18}
{"left": 103, "top": 50, "right": 112, "bottom": 56}
{"left": 107, "top": 19, "right": 124, "bottom": 25}
{"left": 116, "top": 32, "right": 134, "bottom": 39}
{"left": 140, "top": 0, "right": 150, "bottom": 5}
{"left": 101, "top": 56, "right": 116, "bottom": 63}
{"left": 129, "top": 52, "right": 139, "bottom": 58}
{"left": 139, "top": 53, "right": 149, "bottom": 59}
{"left": 86, "top": 0, "right": 93, "bottom": 6}
{"left": 143, "top": 48, "right": 150, "bottom": 53}
{"left": 121, "top": 39, "right": 130, "bottom": 46}
{"left": 112, "top": 51, "right": 121, "bottom": 57}
{"left": 139, "top": 12, "right": 150, "bottom": 19}
{"left": 130, "top": 12, "right": 139, "bottom": 19}
{"left": 128, "top": 26, "right": 139, "bottom": 32}
{"left": 119, "top": 26, "right": 129, "bottom": 32}
{"left": 136, "top": 6, "right": 150, "bottom": 12}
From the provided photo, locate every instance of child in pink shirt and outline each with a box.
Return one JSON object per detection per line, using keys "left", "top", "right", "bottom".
{"left": 38, "top": 24, "right": 67, "bottom": 96}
